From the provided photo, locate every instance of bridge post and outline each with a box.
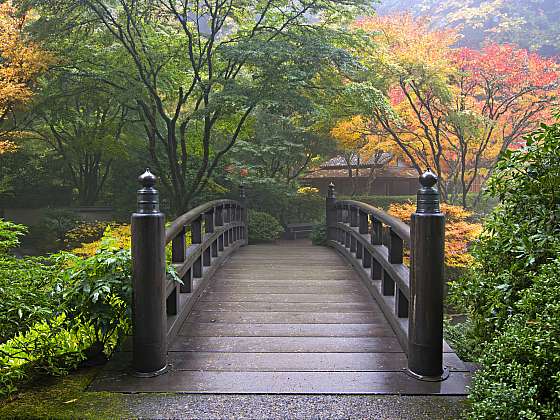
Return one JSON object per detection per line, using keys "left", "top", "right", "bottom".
{"left": 240, "top": 184, "right": 249, "bottom": 246}
{"left": 326, "top": 183, "right": 337, "bottom": 241}
{"left": 131, "top": 169, "right": 169, "bottom": 377}
{"left": 407, "top": 170, "right": 447, "bottom": 381}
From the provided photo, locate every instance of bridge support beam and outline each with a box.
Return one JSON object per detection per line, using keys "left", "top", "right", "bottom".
{"left": 131, "top": 169, "right": 169, "bottom": 377}
{"left": 407, "top": 171, "right": 448, "bottom": 381}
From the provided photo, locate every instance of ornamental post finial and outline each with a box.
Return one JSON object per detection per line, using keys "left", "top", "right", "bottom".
{"left": 416, "top": 170, "right": 440, "bottom": 214}
{"left": 137, "top": 169, "right": 160, "bottom": 214}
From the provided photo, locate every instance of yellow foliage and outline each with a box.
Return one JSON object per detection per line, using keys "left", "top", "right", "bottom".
{"left": 0, "top": 1, "right": 51, "bottom": 130}
{"left": 388, "top": 202, "right": 482, "bottom": 267}
{"left": 297, "top": 186, "right": 320, "bottom": 195}
{"left": 72, "top": 225, "right": 131, "bottom": 257}
{"left": 330, "top": 116, "right": 403, "bottom": 161}
{"left": 0, "top": 140, "right": 17, "bottom": 155}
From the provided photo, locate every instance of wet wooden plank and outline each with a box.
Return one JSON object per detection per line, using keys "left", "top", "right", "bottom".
{"left": 166, "top": 352, "right": 468, "bottom": 372}
{"left": 178, "top": 323, "right": 396, "bottom": 337}
{"left": 192, "top": 301, "right": 375, "bottom": 313}
{"left": 187, "top": 311, "right": 386, "bottom": 324}
{"left": 90, "top": 370, "right": 472, "bottom": 394}
{"left": 169, "top": 336, "right": 403, "bottom": 353}
{"left": 212, "top": 272, "right": 356, "bottom": 280}
{"left": 207, "top": 285, "right": 366, "bottom": 294}
{"left": 199, "top": 292, "right": 371, "bottom": 303}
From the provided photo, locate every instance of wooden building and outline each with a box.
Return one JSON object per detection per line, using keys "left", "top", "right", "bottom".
{"left": 301, "top": 154, "right": 418, "bottom": 196}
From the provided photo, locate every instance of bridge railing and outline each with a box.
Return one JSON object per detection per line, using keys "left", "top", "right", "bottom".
{"left": 130, "top": 170, "right": 247, "bottom": 377}
{"left": 326, "top": 171, "right": 448, "bottom": 381}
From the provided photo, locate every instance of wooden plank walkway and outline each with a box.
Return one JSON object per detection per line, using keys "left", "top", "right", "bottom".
{"left": 90, "top": 241, "right": 471, "bottom": 394}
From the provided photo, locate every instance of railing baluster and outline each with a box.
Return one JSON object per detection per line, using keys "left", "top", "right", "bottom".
{"left": 359, "top": 210, "right": 368, "bottom": 234}
{"left": 388, "top": 228, "right": 403, "bottom": 264}
{"left": 171, "top": 226, "right": 186, "bottom": 263}
{"left": 216, "top": 205, "right": 224, "bottom": 251}
{"left": 396, "top": 289, "right": 408, "bottom": 318}
{"left": 371, "top": 216, "right": 383, "bottom": 245}
{"left": 363, "top": 248, "right": 372, "bottom": 268}
{"left": 181, "top": 268, "right": 192, "bottom": 293}
{"left": 192, "top": 216, "right": 203, "bottom": 278}
{"left": 356, "top": 241, "right": 363, "bottom": 259}
{"left": 372, "top": 259, "right": 382, "bottom": 280}
{"left": 382, "top": 270, "right": 395, "bottom": 296}
{"left": 350, "top": 206, "right": 358, "bottom": 227}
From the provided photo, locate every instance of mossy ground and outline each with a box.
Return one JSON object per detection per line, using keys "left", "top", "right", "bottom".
{"left": 0, "top": 367, "right": 129, "bottom": 419}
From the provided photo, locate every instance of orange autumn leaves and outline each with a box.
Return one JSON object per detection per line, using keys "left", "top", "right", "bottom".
{"left": 332, "top": 14, "right": 560, "bottom": 203}
{"left": 388, "top": 202, "right": 482, "bottom": 268}
{"left": 0, "top": 1, "right": 50, "bottom": 152}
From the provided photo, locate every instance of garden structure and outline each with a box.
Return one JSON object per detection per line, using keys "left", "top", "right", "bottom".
{"left": 90, "top": 170, "right": 472, "bottom": 394}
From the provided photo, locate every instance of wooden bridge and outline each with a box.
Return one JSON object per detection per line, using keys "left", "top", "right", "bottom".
{"left": 90, "top": 171, "right": 471, "bottom": 394}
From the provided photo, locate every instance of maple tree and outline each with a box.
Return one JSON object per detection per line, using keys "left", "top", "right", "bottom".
{"left": 343, "top": 14, "right": 559, "bottom": 207}
{"left": 0, "top": 1, "right": 49, "bottom": 150}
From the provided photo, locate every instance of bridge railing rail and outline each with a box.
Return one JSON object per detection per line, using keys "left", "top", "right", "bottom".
{"left": 326, "top": 171, "right": 448, "bottom": 381}
{"left": 130, "top": 170, "right": 247, "bottom": 377}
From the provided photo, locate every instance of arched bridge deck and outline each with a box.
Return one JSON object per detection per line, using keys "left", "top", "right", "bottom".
{"left": 91, "top": 241, "right": 471, "bottom": 394}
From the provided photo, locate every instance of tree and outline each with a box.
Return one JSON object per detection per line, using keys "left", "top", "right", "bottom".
{"left": 230, "top": 107, "right": 328, "bottom": 186}
{"left": 348, "top": 14, "right": 559, "bottom": 207}
{"left": 28, "top": 80, "right": 131, "bottom": 206}
{"left": 32, "top": 0, "right": 371, "bottom": 214}
{"left": 0, "top": 1, "right": 49, "bottom": 146}
{"left": 376, "top": 0, "right": 560, "bottom": 56}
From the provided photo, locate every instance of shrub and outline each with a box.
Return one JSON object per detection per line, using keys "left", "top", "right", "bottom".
{"left": 0, "top": 256, "right": 62, "bottom": 343}
{"left": 0, "top": 314, "right": 91, "bottom": 397}
{"left": 0, "top": 219, "right": 27, "bottom": 254}
{"left": 244, "top": 182, "right": 324, "bottom": 226}
{"left": 311, "top": 221, "right": 327, "bottom": 246}
{"left": 449, "top": 119, "right": 560, "bottom": 417}
{"left": 248, "top": 210, "right": 283, "bottom": 243}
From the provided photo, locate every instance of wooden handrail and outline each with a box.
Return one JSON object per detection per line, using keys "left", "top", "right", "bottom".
{"left": 335, "top": 200, "right": 411, "bottom": 245}
{"left": 165, "top": 199, "right": 242, "bottom": 245}
{"left": 130, "top": 169, "right": 248, "bottom": 377}
{"left": 326, "top": 172, "right": 448, "bottom": 381}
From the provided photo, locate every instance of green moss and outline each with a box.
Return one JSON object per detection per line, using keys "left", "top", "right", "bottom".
{"left": 0, "top": 367, "right": 129, "bottom": 419}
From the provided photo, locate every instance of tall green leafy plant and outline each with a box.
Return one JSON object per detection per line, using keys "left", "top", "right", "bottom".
{"left": 449, "top": 119, "right": 560, "bottom": 417}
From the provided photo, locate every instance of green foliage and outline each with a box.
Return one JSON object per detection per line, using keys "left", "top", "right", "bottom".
{"left": 0, "top": 219, "right": 27, "bottom": 254}
{"left": 244, "top": 182, "right": 324, "bottom": 226}
{"left": 311, "top": 221, "right": 328, "bottom": 246}
{"left": 57, "top": 248, "right": 132, "bottom": 351}
{"left": 0, "top": 314, "right": 90, "bottom": 397}
{"left": 449, "top": 120, "right": 560, "bottom": 417}
{"left": 0, "top": 256, "right": 61, "bottom": 343}
{"left": 248, "top": 210, "right": 284, "bottom": 243}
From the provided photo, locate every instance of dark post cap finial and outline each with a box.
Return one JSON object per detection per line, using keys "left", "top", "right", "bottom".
{"left": 137, "top": 169, "right": 160, "bottom": 214}
{"left": 419, "top": 170, "right": 438, "bottom": 188}
{"left": 139, "top": 168, "right": 157, "bottom": 188}
{"left": 328, "top": 182, "right": 336, "bottom": 199}
{"left": 416, "top": 170, "right": 440, "bottom": 214}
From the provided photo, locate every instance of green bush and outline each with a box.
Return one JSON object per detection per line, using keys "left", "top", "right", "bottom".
{"left": 244, "top": 182, "right": 324, "bottom": 226}
{"left": 449, "top": 119, "right": 560, "bottom": 417}
{"left": 248, "top": 210, "right": 283, "bottom": 243}
{"left": 0, "top": 314, "right": 90, "bottom": 396}
{"left": 0, "top": 256, "right": 62, "bottom": 343}
{"left": 311, "top": 221, "right": 327, "bottom": 246}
